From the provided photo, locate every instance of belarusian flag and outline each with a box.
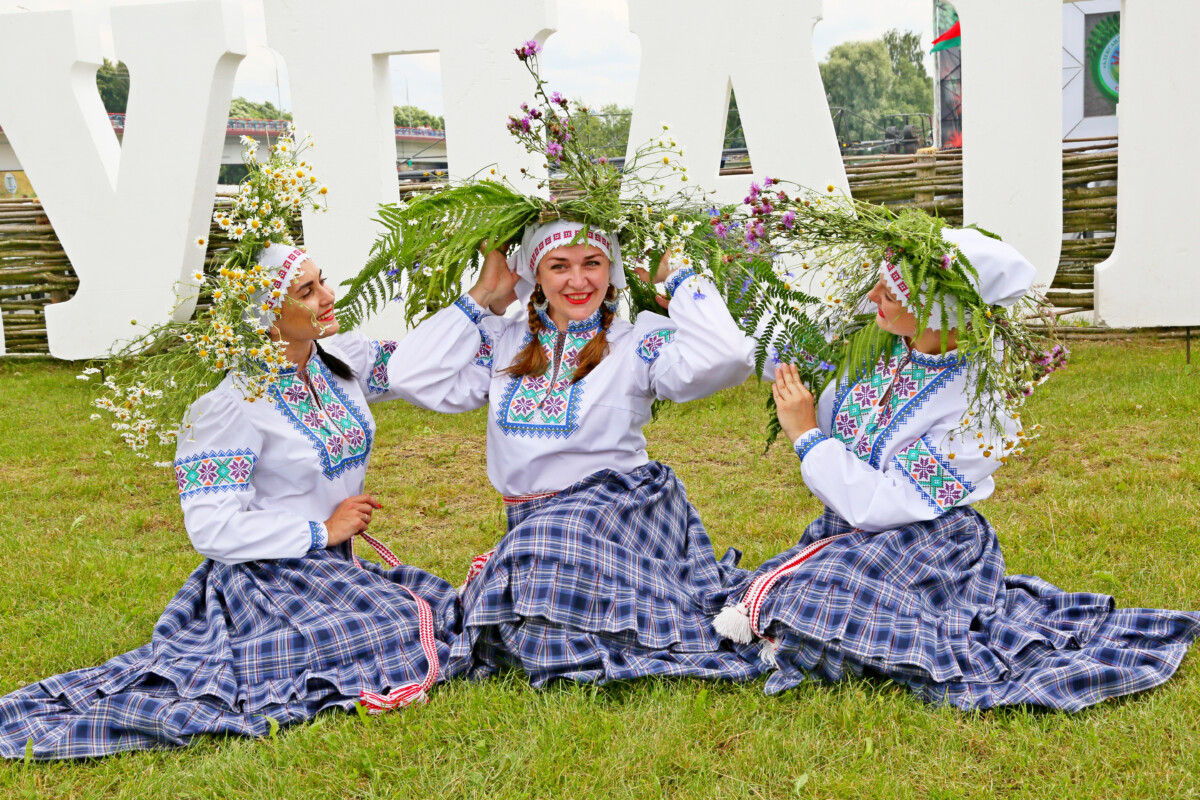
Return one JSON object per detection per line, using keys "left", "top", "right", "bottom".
{"left": 931, "top": 21, "right": 961, "bottom": 53}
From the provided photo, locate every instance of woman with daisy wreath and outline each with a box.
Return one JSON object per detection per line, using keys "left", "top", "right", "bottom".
{"left": 0, "top": 135, "right": 460, "bottom": 761}
{"left": 715, "top": 194, "right": 1200, "bottom": 710}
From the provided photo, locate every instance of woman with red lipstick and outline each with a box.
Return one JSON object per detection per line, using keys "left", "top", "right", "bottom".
{"left": 390, "top": 219, "right": 765, "bottom": 687}
{"left": 0, "top": 245, "right": 461, "bottom": 760}
{"left": 716, "top": 227, "right": 1200, "bottom": 711}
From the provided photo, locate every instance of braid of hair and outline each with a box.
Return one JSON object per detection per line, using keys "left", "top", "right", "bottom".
{"left": 501, "top": 287, "right": 550, "bottom": 377}
{"left": 572, "top": 286, "right": 616, "bottom": 382}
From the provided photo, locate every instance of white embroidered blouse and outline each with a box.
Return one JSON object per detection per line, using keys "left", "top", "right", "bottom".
{"left": 388, "top": 269, "right": 755, "bottom": 497}
{"left": 172, "top": 332, "right": 404, "bottom": 564}
{"left": 782, "top": 337, "right": 1014, "bottom": 532}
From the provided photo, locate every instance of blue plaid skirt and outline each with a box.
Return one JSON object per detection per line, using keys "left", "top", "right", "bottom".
{"left": 0, "top": 544, "right": 461, "bottom": 760}
{"left": 454, "top": 462, "right": 763, "bottom": 686}
{"left": 750, "top": 507, "right": 1200, "bottom": 710}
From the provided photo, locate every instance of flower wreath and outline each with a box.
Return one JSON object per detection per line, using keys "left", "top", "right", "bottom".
{"left": 81, "top": 126, "right": 329, "bottom": 461}
{"left": 337, "top": 40, "right": 739, "bottom": 328}
{"left": 731, "top": 182, "right": 1067, "bottom": 454}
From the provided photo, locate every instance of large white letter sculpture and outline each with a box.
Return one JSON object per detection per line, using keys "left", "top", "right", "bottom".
{"left": 262, "top": 0, "right": 554, "bottom": 336}
{"left": 1094, "top": 0, "right": 1200, "bottom": 327}
{"left": 952, "top": 0, "right": 1063, "bottom": 289}
{"left": 625, "top": 0, "right": 847, "bottom": 207}
{"left": 0, "top": 0, "right": 245, "bottom": 359}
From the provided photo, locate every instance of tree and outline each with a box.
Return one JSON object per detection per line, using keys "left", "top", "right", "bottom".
{"left": 228, "top": 97, "right": 291, "bottom": 120}
{"left": 393, "top": 105, "right": 444, "bottom": 129}
{"left": 571, "top": 101, "right": 631, "bottom": 159}
{"left": 819, "top": 29, "right": 933, "bottom": 146}
{"left": 96, "top": 59, "right": 129, "bottom": 114}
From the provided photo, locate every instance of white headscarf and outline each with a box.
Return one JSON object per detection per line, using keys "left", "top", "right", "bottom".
{"left": 880, "top": 227, "right": 1036, "bottom": 329}
{"left": 505, "top": 220, "right": 625, "bottom": 306}
{"left": 252, "top": 244, "right": 311, "bottom": 328}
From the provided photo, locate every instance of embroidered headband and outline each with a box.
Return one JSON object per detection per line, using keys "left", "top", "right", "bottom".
{"left": 252, "top": 244, "right": 311, "bottom": 327}
{"left": 507, "top": 219, "right": 626, "bottom": 306}
{"left": 879, "top": 227, "right": 1036, "bottom": 330}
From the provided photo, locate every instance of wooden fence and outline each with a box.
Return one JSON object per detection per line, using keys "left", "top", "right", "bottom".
{"left": 0, "top": 138, "right": 1137, "bottom": 355}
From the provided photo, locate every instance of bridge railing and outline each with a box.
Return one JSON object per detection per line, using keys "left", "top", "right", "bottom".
{"left": 0, "top": 114, "right": 445, "bottom": 141}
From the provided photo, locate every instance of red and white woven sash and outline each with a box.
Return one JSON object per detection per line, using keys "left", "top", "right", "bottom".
{"left": 351, "top": 532, "right": 441, "bottom": 714}
{"left": 715, "top": 531, "right": 856, "bottom": 646}
{"left": 501, "top": 491, "right": 559, "bottom": 506}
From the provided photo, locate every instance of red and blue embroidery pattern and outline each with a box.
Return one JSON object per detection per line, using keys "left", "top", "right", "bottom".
{"left": 893, "top": 435, "right": 974, "bottom": 511}
{"left": 367, "top": 340, "right": 398, "bottom": 395}
{"left": 830, "top": 340, "right": 963, "bottom": 468}
{"left": 637, "top": 329, "right": 676, "bottom": 365}
{"left": 474, "top": 331, "right": 494, "bottom": 369}
{"left": 272, "top": 360, "right": 373, "bottom": 479}
{"left": 496, "top": 315, "right": 598, "bottom": 438}
{"left": 174, "top": 449, "right": 257, "bottom": 499}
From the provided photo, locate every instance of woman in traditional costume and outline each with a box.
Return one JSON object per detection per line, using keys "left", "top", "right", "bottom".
{"left": 717, "top": 223, "right": 1200, "bottom": 710}
{"left": 383, "top": 220, "right": 764, "bottom": 686}
{"left": 0, "top": 138, "right": 458, "bottom": 760}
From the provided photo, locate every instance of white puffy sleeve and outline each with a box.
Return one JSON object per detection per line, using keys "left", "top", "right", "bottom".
{"left": 174, "top": 390, "right": 328, "bottom": 564}
{"left": 387, "top": 294, "right": 505, "bottom": 413}
{"left": 792, "top": 409, "right": 1009, "bottom": 533}
{"left": 637, "top": 268, "right": 755, "bottom": 402}
{"left": 322, "top": 331, "right": 405, "bottom": 403}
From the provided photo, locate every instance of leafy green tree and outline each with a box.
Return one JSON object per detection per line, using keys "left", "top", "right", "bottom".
{"left": 571, "top": 101, "right": 631, "bottom": 159}
{"left": 393, "top": 105, "right": 445, "bottom": 129}
{"left": 818, "top": 29, "right": 933, "bottom": 146}
{"left": 725, "top": 90, "right": 746, "bottom": 149}
{"left": 96, "top": 59, "right": 129, "bottom": 114}
{"left": 228, "top": 97, "right": 291, "bottom": 120}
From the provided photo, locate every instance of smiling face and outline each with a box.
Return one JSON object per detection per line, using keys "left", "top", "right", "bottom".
{"left": 272, "top": 258, "right": 338, "bottom": 343}
{"left": 866, "top": 274, "right": 918, "bottom": 338}
{"left": 536, "top": 243, "right": 611, "bottom": 329}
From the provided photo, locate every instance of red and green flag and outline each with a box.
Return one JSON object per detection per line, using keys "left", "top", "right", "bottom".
{"left": 931, "top": 21, "right": 961, "bottom": 53}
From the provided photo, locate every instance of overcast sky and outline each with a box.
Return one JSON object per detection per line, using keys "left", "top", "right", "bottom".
{"left": 235, "top": 0, "right": 935, "bottom": 117}
{"left": 0, "top": 0, "right": 934, "bottom": 117}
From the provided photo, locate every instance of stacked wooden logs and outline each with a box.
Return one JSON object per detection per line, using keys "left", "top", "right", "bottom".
{"left": 0, "top": 139, "right": 1177, "bottom": 355}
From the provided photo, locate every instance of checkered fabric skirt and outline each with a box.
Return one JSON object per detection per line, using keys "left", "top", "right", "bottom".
{"left": 751, "top": 507, "right": 1200, "bottom": 710}
{"left": 0, "top": 545, "right": 461, "bottom": 760}
{"left": 454, "top": 462, "right": 764, "bottom": 686}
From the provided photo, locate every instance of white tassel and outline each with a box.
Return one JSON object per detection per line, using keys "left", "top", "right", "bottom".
{"left": 759, "top": 638, "right": 780, "bottom": 668}
{"left": 714, "top": 603, "right": 754, "bottom": 644}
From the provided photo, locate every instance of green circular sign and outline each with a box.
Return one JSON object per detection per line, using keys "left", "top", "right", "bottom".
{"left": 1087, "top": 14, "right": 1120, "bottom": 103}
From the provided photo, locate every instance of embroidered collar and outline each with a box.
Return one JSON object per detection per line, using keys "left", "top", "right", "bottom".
{"left": 907, "top": 344, "right": 963, "bottom": 369}
{"left": 273, "top": 342, "right": 319, "bottom": 377}
{"left": 536, "top": 308, "right": 603, "bottom": 333}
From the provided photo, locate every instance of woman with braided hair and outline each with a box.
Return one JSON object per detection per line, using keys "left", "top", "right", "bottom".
{"left": 390, "top": 219, "right": 765, "bottom": 686}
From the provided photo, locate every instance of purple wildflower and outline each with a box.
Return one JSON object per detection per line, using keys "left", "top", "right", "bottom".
{"left": 941, "top": 253, "right": 952, "bottom": 269}
{"left": 782, "top": 210, "right": 796, "bottom": 229}
{"left": 550, "top": 92, "right": 568, "bottom": 107}
{"left": 545, "top": 142, "right": 563, "bottom": 160}
{"left": 515, "top": 40, "right": 542, "bottom": 60}
{"left": 748, "top": 181, "right": 761, "bottom": 198}
{"left": 714, "top": 222, "right": 729, "bottom": 238}
{"left": 763, "top": 176, "right": 774, "bottom": 187}
{"left": 597, "top": 156, "right": 609, "bottom": 165}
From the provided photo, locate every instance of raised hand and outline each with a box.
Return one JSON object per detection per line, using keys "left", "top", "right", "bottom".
{"left": 771, "top": 363, "right": 819, "bottom": 444}
{"left": 468, "top": 244, "right": 519, "bottom": 314}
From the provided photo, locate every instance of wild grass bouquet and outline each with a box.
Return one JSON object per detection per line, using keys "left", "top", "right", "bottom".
{"left": 80, "top": 128, "right": 328, "bottom": 461}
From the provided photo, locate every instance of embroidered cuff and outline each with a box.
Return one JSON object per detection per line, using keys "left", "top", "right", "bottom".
{"left": 663, "top": 268, "right": 698, "bottom": 299}
{"left": 453, "top": 294, "right": 491, "bottom": 325}
{"left": 793, "top": 429, "right": 827, "bottom": 462}
{"left": 308, "top": 521, "right": 329, "bottom": 552}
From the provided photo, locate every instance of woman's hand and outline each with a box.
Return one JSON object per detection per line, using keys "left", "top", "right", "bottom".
{"left": 324, "top": 494, "right": 382, "bottom": 547}
{"left": 634, "top": 251, "right": 673, "bottom": 310}
{"left": 468, "top": 243, "right": 518, "bottom": 315}
{"left": 772, "top": 363, "right": 819, "bottom": 444}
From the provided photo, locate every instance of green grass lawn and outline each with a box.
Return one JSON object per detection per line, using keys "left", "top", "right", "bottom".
{"left": 0, "top": 339, "right": 1197, "bottom": 799}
